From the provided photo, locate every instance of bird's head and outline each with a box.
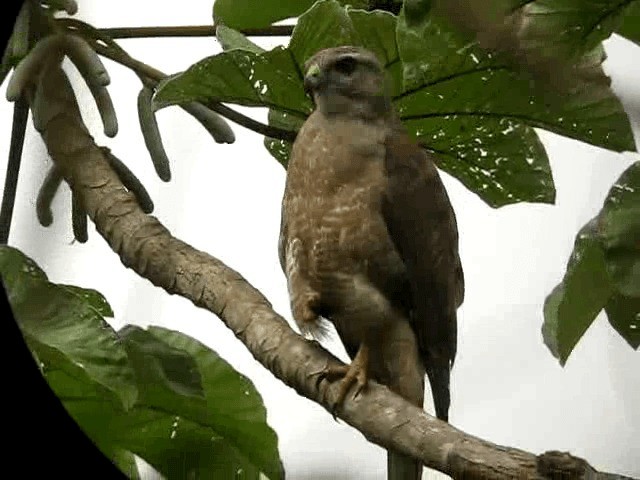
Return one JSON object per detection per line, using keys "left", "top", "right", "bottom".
{"left": 303, "top": 46, "right": 391, "bottom": 120}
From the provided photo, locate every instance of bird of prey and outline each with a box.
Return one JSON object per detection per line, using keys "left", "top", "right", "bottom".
{"left": 278, "top": 46, "right": 464, "bottom": 480}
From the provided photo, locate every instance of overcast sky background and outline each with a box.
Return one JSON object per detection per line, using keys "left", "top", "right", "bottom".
{"left": 1, "top": 1, "right": 639, "bottom": 478}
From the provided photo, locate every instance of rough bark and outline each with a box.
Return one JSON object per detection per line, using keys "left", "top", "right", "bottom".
{"left": 24, "top": 62, "right": 636, "bottom": 480}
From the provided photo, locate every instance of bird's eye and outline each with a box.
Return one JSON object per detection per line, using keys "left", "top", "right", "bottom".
{"left": 334, "top": 57, "right": 357, "bottom": 75}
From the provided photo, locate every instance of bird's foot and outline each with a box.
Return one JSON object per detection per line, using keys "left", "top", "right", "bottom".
{"left": 313, "top": 344, "right": 369, "bottom": 416}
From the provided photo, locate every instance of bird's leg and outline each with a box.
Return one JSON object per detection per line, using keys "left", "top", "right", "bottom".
{"left": 320, "top": 342, "right": 370, "bottom": 412}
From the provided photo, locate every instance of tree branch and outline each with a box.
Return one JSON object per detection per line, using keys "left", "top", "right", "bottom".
{"left": 0, "top": 99, "right": 29, "bottom": 244}
{"left": 97, "top": 25, "right": 294, "bottom": 39}
{"left": 24, "top": 58, "right": 636, "bottom": 480}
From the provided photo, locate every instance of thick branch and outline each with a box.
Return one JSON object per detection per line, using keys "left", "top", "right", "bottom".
{"left": 28, "top": 64, "right": 635, "bottom": 480}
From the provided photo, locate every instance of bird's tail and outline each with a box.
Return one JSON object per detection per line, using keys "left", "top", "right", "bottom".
{"left": 388, "top": 450, "right": 422, "bottom": 480}
{"left": 426, "top": 362, "right": 451, "bottom": 422}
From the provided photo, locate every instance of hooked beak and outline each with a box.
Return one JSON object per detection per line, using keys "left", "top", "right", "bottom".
{"left": 304, "top": 63, "right": 322, "bottom": 95}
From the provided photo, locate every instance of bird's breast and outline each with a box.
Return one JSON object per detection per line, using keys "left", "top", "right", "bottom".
{"left": 283, "top": 114, "right": 404, "bottom": 294}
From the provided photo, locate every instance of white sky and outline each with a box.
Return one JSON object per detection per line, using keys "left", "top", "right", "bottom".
{"left": 1, "top": 1, "right": 639, "bottom": 478}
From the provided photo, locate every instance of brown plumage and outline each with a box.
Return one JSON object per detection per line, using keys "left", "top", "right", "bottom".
{"left": 278, "top": 46, "right": 464, "bottom": 480}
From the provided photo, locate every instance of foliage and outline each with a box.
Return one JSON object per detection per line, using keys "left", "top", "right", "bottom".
{"left": 0, "top": 1, "right": 639, "bottom": 477}
{"left": 159, "top": 1, "right": 637, "bottom": 208}
{"left": 1, "top": 246, "right": 283, "bottom": 479}
{"left": 156, "top": 0, "right": 640, "bottom": 363}
{"left": 543, "top": 162, "right": 640, "bottom": 364}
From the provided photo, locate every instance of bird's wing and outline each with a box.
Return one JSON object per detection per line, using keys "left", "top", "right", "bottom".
{"left": 381, "top": 127, "right": 464, "bottom": 420}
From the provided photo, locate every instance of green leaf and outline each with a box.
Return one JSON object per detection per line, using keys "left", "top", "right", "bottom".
{"left": 111, "top": 449, "right": 140, "bottom": 479}
{"left": 288, "top": 1, "right": 401, "bottom": 72}
{"left": 597, "top": 161, "right": 640, "bottom": 297}
{"left": 0, "top": 246, "right": 138, "bottom": 409}
{"left": 216, "top": 25, "right": 266, "bottom": 53}
{"left": 542, "top": 220, "right": 614, "bottom": 365}
{"left": 605, "top": 294, "right": 640, "bottom": 349}
{"left": 155, "top": 47, "right": 311, "bottom": 118}
{"left": 46, "top": 351, "right": 260, "bottom": 479}
{"left": 119, "top": 325, "right": 206, "bottom": 403}
{"left": 403, "top": 0, "right": 433, "bottom": 25}
{"left": 617, "top": 1, "right": 640, "bottom": 45}
{"left": 543, "top": 162, "right": 640, "bottom": 357}
{"left": 264, "top": 109, "right": 303, "bottom": 167}
{"left": 412, "top": 115, "right": 554, "bottom": 207}
{"left": 512, "top": 0, "right": 635, "bottom": 59}
{"left": 395, "top": 7, "right": 635, "bottom": 152}
{"left": 114, "top": 409, "right": 261, "bottom": 480}
{"left": 39, "top": 323, "right": 282, "bottom": 478}
{"left": 33, "top": 341, "right": 141, "bottom": 477}
{"left": 395, "top": 5, "right": 635, "bottom": 206}
{"left": 147, "top": 327, "right": 283, "bottom": 480}
{"left": 289, "top": 0, "right": 361, "bottom": 65}
{"left": 213, "top": 0, "right": 315, "bottom": 29}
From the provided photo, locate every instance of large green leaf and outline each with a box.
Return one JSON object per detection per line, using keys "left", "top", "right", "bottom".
{"left": 147, "top": 327, "right": 283, "bottom": 480}
{"left": 155, "top": 46, "right": 311, "bottom": 118}
{"left": 0, "top": 246, "right": 138, "bottom": 410}
{"left": 216, "top": 25, "right": 266, "bottom": 54}
{"left": 49, "top": 351, "right": 261, "bottom": 479}
{"left": 119, "top": 326, "right": 206, "bottom": 409}
{"left": 511, "top": 0, "right": 637, "bottom": 59}
{"left": 113, "top": 409, "right": 261, "bottom": 480}
{"left": 605, "top": 294, "right": 640, "bottom": 349}
{"left": 395, "top": 5, "right": 635, "bottom": 205}
{"left": 117, "top": 326, "right": 283, "bottom": 480}
{"left": 542, "top": 220, "right": 615, "bottom": 365}
{"left": 36, "top": 343, "right": 141, "bottom": 478}
{"left": 421, "top": 0, "right": 639, "bottom": 70}
{"left": 617, "top": 1, "right": 640, "bottom": 45}
{"left": 39, "top": 323, "right": 282, "bottom": 479}
{"left": 162, "top": 0, "right": 634, "bottom": 208}
{"left": 213, "top": 0, "right": 315, "bottom": 29}
{"left": 597, "top": 161, "right": 640, "bottom": 297}
{"left": 289, "top": 2, "right": 403, "bottom": 92}
{"left": 543, "top": 162, "right": 640, "bottom": 360}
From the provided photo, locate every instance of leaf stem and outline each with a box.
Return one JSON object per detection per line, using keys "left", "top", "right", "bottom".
{"left": 97, "top": 24, "right": 294, "bottom": 39}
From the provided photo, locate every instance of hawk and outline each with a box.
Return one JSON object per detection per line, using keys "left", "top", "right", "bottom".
{"left": 278, "top": 46, "right": 464, "bottom": 480}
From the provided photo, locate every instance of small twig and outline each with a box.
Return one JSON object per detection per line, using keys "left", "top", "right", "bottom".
{"left": 97, "top": 25, "right": 294, "bottom": 39}
{"left": 57, "top": 18, "right": 299, "bottom": 142}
